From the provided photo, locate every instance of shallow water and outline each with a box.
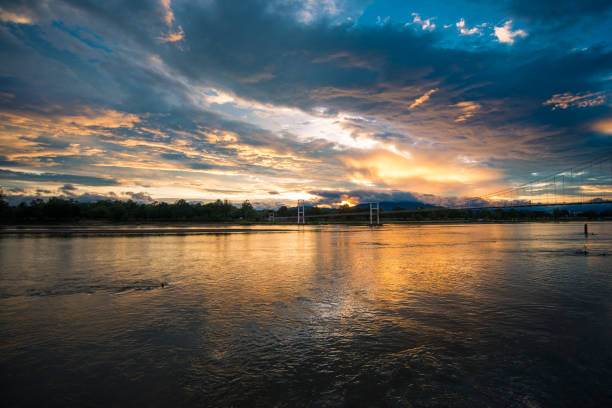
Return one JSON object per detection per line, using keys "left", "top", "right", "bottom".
{"left": 1, "top": 222, "right": 611, "bottom": 407}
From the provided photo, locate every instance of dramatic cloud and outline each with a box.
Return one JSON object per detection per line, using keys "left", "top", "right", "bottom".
{"left": 0, "top": 0, "right": 610, "bottom": 207}
{"left": 309, "top": 189, "right": 422, "bottom": 206}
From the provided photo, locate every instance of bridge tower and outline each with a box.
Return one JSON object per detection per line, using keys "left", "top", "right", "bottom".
{"left": 369, "top": 202, "right": 380, "bottom": 226}
{"left": 297, "top": 200, "right": 305, "bottom": 225}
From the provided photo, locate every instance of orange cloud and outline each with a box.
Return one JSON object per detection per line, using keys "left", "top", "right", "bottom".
{"left": 543, "top": 92, "right": 606, "bottom": 110}
{"left": 408, "top": 89, "right": 437, "bottom": 109}
{"left": 158, "top": 27, "right": 185, "bottom": 43}
{"left": 454, "top": 101, "right": 480, "bottom": 122}
{"left": 0, "top": 8, "right": 32, "bottom": 24}
{"left": 158, "top": 0, "right": 184, "bottom": 42}
{"left": 592, "top": 118, "right": 612, "bottom": 134}
{"left": 340, "top": 150, "right": 502, "bottom": 195}
{"left": 200, "top": 129, "right": 239, "bottom": 144}
{"left": 0, "top": 108, "right": 139, "bottom": 131}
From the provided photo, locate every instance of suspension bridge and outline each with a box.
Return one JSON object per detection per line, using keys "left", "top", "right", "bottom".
{"left": 281, "top": 153, "right": 612, "bottom": 225}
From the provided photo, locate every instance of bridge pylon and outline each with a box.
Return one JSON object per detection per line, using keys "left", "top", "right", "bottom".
{"left": 369, "top": 202, "right": 380, "bottom": 226}
{"left": 297, "top": 200, "right": 305, "bottom": 225}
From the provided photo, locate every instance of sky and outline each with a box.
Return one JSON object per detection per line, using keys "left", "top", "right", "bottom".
{"left": 0, "top": 0, "right": 611, "bottom": 208}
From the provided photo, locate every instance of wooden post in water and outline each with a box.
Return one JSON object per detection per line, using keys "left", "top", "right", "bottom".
{"left": 584, "top": 223, "right": 588, "bottom": 236}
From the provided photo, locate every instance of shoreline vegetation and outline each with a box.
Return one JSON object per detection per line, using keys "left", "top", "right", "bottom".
{"left": 1, "top": 196, "right": 611, "bottom": 226}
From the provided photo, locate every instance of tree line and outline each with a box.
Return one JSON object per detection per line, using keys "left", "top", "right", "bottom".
{"left": 0, "top": 195, "right": 609, "bottom": 224}
{"left": 0, "top": 197, "right": 263, "bottom": 223}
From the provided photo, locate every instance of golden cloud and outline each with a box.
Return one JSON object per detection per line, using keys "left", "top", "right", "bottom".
{"left": 0, "top": 8, "right": 32, "bottom": 24}
{"left": 408, "top": 89, "right": 437, "bottom": 110}
{"left": 0, "top": 108, "right": 140, "bottom": 165}
{"left": 454, "top": 101, "right": 480, "bottom": 122}
{"left": 543, "top": 92, "right": 606, "bottom": 110}
{"left": 592, "top": 118, "right": 612, "bottom": 135}
{"left": 157, "top": 0, "right": 184, "bottom": 42}
{"left": 0, "top": 108, "right": 139, "bottom": 132}
{"left": 340, "top": 150, "right": 502, "bottom": 195}
{"left": 158, "top": 27, "right": 185, "bottom": 43}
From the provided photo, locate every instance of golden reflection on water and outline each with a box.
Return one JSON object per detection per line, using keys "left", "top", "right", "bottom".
{"left": 1, "top": 222, "right": 612, "bottom": 406}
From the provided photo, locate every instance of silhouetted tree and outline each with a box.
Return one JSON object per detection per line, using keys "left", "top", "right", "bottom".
{"left": 0, "top": 187, "right": 9, "bottom": 222}
{"left": 240, "top": 200, "right": 257, "bottom": 220}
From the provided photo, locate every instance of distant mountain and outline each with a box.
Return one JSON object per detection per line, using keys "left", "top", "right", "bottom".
{"left": 288, "top": 201, "right": 611, "bottom": 213}
{"left": 505, "top": 203, "right": 612, "bottom": 213}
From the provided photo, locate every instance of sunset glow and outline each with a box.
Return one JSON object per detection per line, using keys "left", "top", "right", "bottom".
{"left": 0, "top": 0, "right": 610, "bottom": 207}
{"left": 1, "top": 3, "right": 612, "bottom": 406}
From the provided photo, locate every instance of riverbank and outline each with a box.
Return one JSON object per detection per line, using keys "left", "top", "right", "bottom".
{"left": 1, "top": 219, "right": 609, "bottom": 235}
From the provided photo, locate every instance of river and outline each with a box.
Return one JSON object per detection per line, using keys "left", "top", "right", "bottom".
{"left": 1, "top": 222, "right": 611, "bottom": 406}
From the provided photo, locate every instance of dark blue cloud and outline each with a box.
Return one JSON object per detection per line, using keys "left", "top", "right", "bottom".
{"left": 145, "top": 0, "right": 610, "bottom": 158}
{"left": 310, "top": 189, "right": 422, "bottom": 205}
{"left": 502, "top": 0, "right": 612, "bottom": 24}
{"left": 0, "top": 0, "right": 610, "bottom": 203}
{"left": 0, "top": 169, "right": 119, "bottom": 186}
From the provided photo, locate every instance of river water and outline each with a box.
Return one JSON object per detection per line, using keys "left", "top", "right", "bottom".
{"left": 1, "top": 222, "right": 611, "bottom": 407}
